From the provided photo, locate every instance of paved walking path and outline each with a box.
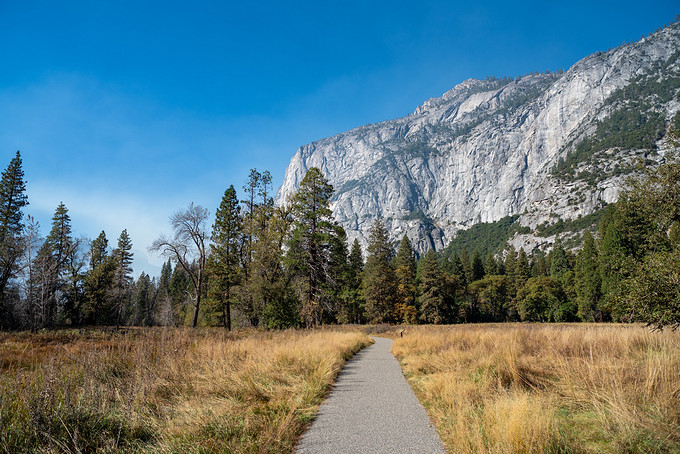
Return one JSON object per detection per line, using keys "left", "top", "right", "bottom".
{"left": 296, "top": 337, "right": 445, "bottom": 453}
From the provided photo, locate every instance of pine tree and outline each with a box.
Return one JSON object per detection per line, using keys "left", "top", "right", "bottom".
{"left": 549, "top": 245, "right": 570, "bottom": 278}
{"left": 33, "top": 203, "right": 77, "bottom": 327}
{"left": 575, "top": 231, "right": 601, "bottom": 321}
{"left": 471, "top": 250, "right": 485, "bottom": 282}
{"left": 598, "top": 219, "right": 627, "bottom": 320}
{"left": 133, "top": 272, "right": 154, "bottom": 326}
{"left": 0, "top": 151, "right": 28, "bottom": 327}
{"left": 504, "top": 245, "right": 518, "bottom": 298}
{"left": 485, "top": 252, "right": 498, "bottom": 276}
{"left": 514, "top": 248, "right": 531, "bottom": 288}
{"left": 394, "top": 235, "right": 417, "bottom": 323}
{"left": 111, "top": 230, "right": 134, "bottom": 327}
{"left": 287, "top": 168, "right": 337, "bottom": 327}
{"left": 84, "top": 231, "right": 115, "bottom": 324}
{"left": 362, "top": 219, "right": 397, "bottom": 323}
{"left": 339, "top": 238, "right": 365, "bottom": 323}
{"left": 208, "top": 185, "right": 242, "bottom": 329}
{"left": 460, "top": 247, "right": 472, "bottom": 287}
{"left": 419, "top": 249, "right": 447, "bottom": 324}
{"left": 250, "top": 205, "right": 297, "bottom": 329}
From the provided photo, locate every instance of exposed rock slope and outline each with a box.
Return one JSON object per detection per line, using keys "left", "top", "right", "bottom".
{"left": 277, "top": 23, "right": 680, "bottom": 254}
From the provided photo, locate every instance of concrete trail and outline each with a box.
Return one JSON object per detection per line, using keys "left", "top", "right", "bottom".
{"left": 295, "top": 336, "right": 445, "bottom": 454}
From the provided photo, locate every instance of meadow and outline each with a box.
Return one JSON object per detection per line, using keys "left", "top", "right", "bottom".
{"left": 392, "top": 324, "right": 680, "bottom": 453}
{"left": 0, "top": 328, "right": 371, "bottom": 453}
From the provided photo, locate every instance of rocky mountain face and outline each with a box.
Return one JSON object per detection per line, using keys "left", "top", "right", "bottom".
{"left": 276, "top": 22, "right": 680, "bottom": 255}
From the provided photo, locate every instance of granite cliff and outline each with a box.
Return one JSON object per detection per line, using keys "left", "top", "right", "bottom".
{"left": 277, "top": 22, "right": 680, "bottom": 254}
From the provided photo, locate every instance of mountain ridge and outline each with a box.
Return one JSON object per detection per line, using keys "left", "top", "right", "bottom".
{"left": 276, "top": 21, "right": 680, "bottom": 255}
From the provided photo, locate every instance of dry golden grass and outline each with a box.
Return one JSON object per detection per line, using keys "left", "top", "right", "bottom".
{"left": 0, "top": 327, "right": 371, "bottom": 453}
{"left": 392, "top": 324, "right": 680, "bottom": 453}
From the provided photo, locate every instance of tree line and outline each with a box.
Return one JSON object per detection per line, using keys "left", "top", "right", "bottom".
{"left": 1, "top": 151, "right": 678, "bottom": 330}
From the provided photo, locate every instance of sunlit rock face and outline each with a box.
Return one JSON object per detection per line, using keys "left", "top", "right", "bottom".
{"left": 277, "top": 24, "right": 680, "bottom": 254}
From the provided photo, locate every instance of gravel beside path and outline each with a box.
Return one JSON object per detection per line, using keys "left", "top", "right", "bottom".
{"left": 296, "top": 336, "right": 445, "bottom": 453}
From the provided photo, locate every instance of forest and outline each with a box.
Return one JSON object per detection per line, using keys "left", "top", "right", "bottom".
{"left": 0, "top": 150, "right": 678, "bottom": 331}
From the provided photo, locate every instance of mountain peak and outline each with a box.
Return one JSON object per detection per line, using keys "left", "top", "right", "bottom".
{"left": 277, "top": 23, "right": 680, "bottom": 255}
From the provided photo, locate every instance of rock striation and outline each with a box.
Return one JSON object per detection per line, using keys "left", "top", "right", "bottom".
{"left": 276, "top": 23, "right": 680, "bottom": 254}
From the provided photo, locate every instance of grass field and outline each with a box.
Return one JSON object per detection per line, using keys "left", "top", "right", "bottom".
{"left": 392, "top": 324, "right": 680, "bottom": 453}
{"left": 0, "top": 327, "right": 371, "bottom": 453}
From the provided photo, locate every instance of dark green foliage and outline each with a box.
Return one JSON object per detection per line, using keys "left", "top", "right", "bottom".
{"left": 441, "top": 216, "right": 527, "bottom": 260}
{"left": 548, "top": 245, "right": 571, "bottom": 278}
{"left": 111, "top": 230, "right": 134, "bottom": 327}
{"left": 362, "top": 219, "right": 397, "bottom": 323}
{"left": 469, "top": 275, "right": 510, "bottom": 322}
{"left": 0, "top": 152, "right": 28, "bottom": 327}
{"left": 516, "top": 276, "right": 575, "bottom": 322}
{"left": 471, "top": 250, "right": 484, "bottom": 282}
{"left": 336, "top": 239, "right": 364, "bottom": 324}
{"left": 84, "top": 231, "right": 115, "bottom": 325}
{"left": 459, "top": 247, "right": 472, "bottom": 288}
{"left": 484, "top": 253, "right": 498, "bottom": 276}
{"left": 575, "top": 231, "right": 601, "bottom": 321}
{"left": 612, "top": 155, "right": 680, "bottom": 328}
{"left": 32, "top": 203, "right": 78, "bottom": 328}
{"left": 394, "top": 235, "right": 417, "bottom": 323}
{"left": 207, "top": 185, "right": 242, "bottom": 329}
{"left": 287, "top": 167, "right": 338, "bottom": 327}
{"left": 514, "top": 248, "right": 531, "bottom": 289}
{"left": 133, "top": 272, "right": 155, "bottom": 326}
{"left": 418, "top": 249, "right": 448, "bottom": 324}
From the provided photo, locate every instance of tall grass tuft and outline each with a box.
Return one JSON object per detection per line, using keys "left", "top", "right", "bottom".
{"left": 392, "top": 324, "right": 680, "bottom": 453}
{"left": 0, "top": 328, "right": 371, "bottom": 453}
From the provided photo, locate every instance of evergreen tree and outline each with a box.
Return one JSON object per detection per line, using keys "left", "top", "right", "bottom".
{"left": 394, "top": 235, "right": 417, "bottom": 323}
{"left": 286, "top": 168, "right": 337, "bottom": 327}
{"left": 575, "top": 231, "right": 601, "bottom": 321}
{"left": 338, "top": 238, "right": 364, "bottom": 323}
{"left": 549, "top": 245, "right": 570, "bottom": 277}
{"left": 530, "top": 250, "right": 548, "bottom": 277}
{"left": 514, "top": 248, "right": 531, "bottom": 288}
{"left": 485, "top": 252, "right": 498, "bottom": 276}
{"left": 84, "top": 231, "right": 115, "bottom": 324}
{"left": 251, "top": 205, "right": 298, "bottom": 329}
{"left": 504, "top": 245, "right": 518, "bottom": 297}
{"left": 133, "top": 272, "right": 154, "bottom": 326}
{"left": 447, "top": 253, "right": 465, "bottom": 283}
{"left": 111, "top": 230, "right": 133, "bottom": 327}
{"left": 598, "top": 218, "right": 627, "bottom": 320}
{"left": 418, "top": 249, "right": 447, "bottom": 324}
{"left": 471, "top": 250, "right": 485, "bottom": 282}
{"left": 33, "top": 203, "right": 77, "bottom": 327}
{"left": 362, "top": 219, "right": 396, "bottom": 323}
{"left": 0, "top": 151, "right": 28, "bottom": 327}
{"left": 460, "top": 247, "right": 472, "bottom": 287}
{"left": 208, "top": 185, "right": 242, "bottom": 329}
{"left": 612, "top": 156, "right": 680, "bottom": 328}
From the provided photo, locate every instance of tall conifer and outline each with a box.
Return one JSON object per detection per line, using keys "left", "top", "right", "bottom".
{"left": 362, "top": 219, "right": 396, "bottom": 323}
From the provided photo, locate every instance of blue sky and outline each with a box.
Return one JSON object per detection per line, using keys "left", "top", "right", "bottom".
{"left": 1, "top": 1, "right": 678, "bottom": 276}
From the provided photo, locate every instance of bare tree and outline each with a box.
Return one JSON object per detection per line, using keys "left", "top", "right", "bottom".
{"left": 149, "top": 203, "right": 209, "bottom": 327}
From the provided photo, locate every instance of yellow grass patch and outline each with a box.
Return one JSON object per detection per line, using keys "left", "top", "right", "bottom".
{"left": 0, "top": 328, "right": 371, "bottom": 453}
{"left": 393, "top": 324, "right": 680, "bottom": 453}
